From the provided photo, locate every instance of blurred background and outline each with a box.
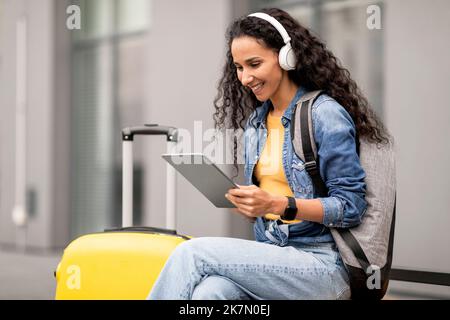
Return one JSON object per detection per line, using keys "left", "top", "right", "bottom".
{"left": 0, "top": 0, "right": 449, "bottom": 299}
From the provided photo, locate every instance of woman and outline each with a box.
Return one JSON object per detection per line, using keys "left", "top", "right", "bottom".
{"left": 148, "top": 8, "right": 390, "bottom": 300}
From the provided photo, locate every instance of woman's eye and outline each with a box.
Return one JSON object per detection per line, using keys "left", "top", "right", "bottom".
{"left": 235, "top": 63, "right": 259, "bottom": 71}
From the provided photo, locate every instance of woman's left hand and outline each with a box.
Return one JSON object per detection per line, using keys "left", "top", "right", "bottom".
{"left": 225, "top": 185, "right": 285, "bottom": 219}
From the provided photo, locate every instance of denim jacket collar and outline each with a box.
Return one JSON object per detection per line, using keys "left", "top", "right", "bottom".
{"left": 252, "top": 86, "right": 307, "bottom": 129}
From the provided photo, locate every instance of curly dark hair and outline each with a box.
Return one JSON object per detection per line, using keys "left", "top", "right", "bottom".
{"left": 213, "top": 8, "right": 391, "bottom": 175}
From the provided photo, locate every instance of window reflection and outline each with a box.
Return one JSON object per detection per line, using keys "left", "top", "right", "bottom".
{"left": 70, "top": 0, "right": 150, "bottom": 238}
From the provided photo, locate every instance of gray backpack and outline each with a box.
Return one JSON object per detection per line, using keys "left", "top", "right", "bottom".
{"left": 291, "top": 90, "right": 397, "bottom": 300}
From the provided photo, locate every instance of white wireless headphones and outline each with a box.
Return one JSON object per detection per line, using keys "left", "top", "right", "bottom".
{"left": 248, "top": 12, "right": 297, "bottom": 71}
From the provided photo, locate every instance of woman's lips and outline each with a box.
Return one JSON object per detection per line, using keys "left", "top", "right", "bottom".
{"left": 250, "top": 82, "right": 264, "bottom": 95}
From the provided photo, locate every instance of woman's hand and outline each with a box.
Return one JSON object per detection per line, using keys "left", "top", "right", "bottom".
{"left": 225, "top": 185, "right": 287, "bottom": 221}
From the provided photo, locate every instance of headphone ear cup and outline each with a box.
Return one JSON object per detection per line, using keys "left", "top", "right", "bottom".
{"left": 279, "top": 43, "right": 297, "bottom": 71}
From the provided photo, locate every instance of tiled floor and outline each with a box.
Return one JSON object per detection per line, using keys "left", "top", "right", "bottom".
{"left": 0, "top": 248, "right": 62, "bottom": 300}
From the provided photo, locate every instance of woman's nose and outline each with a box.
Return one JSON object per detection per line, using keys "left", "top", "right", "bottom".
{"left": 241, "top": 70, "right": 254, "bottom": 87}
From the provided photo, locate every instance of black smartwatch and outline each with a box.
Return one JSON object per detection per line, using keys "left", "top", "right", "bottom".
{"left": 281, "top": 196, "right": 298, "bottom": 220}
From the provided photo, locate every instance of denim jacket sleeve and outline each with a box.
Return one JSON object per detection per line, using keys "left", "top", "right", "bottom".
{"left": 312, "top": 97, "right": 367, "bottom": 228}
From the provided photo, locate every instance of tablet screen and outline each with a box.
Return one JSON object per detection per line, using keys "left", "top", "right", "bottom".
{"left": 162, "top": 153, "right": 238, "bottom": 208}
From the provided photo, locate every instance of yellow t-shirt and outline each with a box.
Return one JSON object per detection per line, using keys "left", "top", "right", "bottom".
{"left": 254, "top": 112, "right": 301, "bottom": 224}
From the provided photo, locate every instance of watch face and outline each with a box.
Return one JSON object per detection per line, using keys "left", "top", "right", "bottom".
{"left": 285, "top": 209, "right": 297, "bottom": 220}
{"left": 283, "top": 210, "right": 297, "bottom": 221}
{"left": 283, "top": 197, "right": 297, "bottom": 220}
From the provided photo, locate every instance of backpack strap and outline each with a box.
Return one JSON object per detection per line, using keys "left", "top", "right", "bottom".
{"left": 291, "top": 90, "right": 328, "bottom": 197}
{"left": 338, "top": 229, "right": 371, "bottom": 272}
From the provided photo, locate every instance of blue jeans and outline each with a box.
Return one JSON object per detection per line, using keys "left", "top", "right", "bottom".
{"left": 147, "top": 236, "right": 351, "bottom": 300}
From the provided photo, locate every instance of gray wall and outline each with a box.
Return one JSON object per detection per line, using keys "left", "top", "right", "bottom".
{"left": 385, "top": 0, "right": 450, "bottom": 272}
{"left": 384, "top": 0, "right": 450, "bottom": 296}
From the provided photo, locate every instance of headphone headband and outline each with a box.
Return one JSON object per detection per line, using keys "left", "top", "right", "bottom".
{"left": 247, "top": 12, "right": 291, "bottom": 44}
{"left": 247, "top": 12, "right": 297, "bottom": 70}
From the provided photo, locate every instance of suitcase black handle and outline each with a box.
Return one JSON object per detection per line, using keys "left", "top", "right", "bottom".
{"left": 104, "top": 226, "right": 190, "bottom": 240}
{"left": 122, "top": 124, "right": 178, "bottom": 142}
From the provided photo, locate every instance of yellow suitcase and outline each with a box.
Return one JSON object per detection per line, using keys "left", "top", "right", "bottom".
{"left": 54, "top": 227, "right": 189, "bottom": 300}
{"left": 55, "top": 125, "right": 189, "bottom": 300}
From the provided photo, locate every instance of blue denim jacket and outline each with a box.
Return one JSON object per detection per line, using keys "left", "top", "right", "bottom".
{"left": 244, "top": 87, "right": 367, "bottom": 245}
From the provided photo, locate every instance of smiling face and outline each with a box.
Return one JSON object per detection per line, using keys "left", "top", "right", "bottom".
{"left": 231, "top": 36, "right": 284, "bottom": 102}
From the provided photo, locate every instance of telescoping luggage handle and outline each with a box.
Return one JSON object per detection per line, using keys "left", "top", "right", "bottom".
{"left": 121, "top": 124, "right": 178, "bottom": 230}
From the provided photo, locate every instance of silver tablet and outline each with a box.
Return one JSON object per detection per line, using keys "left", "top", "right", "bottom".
{"left": 161, "top": 153, "right": 238, "bottom": 208}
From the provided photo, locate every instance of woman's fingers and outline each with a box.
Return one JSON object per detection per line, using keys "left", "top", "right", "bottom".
{"left": 226, "top": 193, "right": 252, "bottom": 205}
{"left": 227, "top": 195, "right": 257, "bottom": 216}
{"left": 226, "top": 194, "right": 240, "bottom": 208}
{"left": 228, "top": 184, "right": 258, "bottom": 197}
{"left": 226, "top": 187, "right": 264, "bottom": 219}
{"left": 233, "top": 203, "right": 257, "bottom": 217}
{"left": 228, "top": 189, "right": 251, "bottom": 197}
